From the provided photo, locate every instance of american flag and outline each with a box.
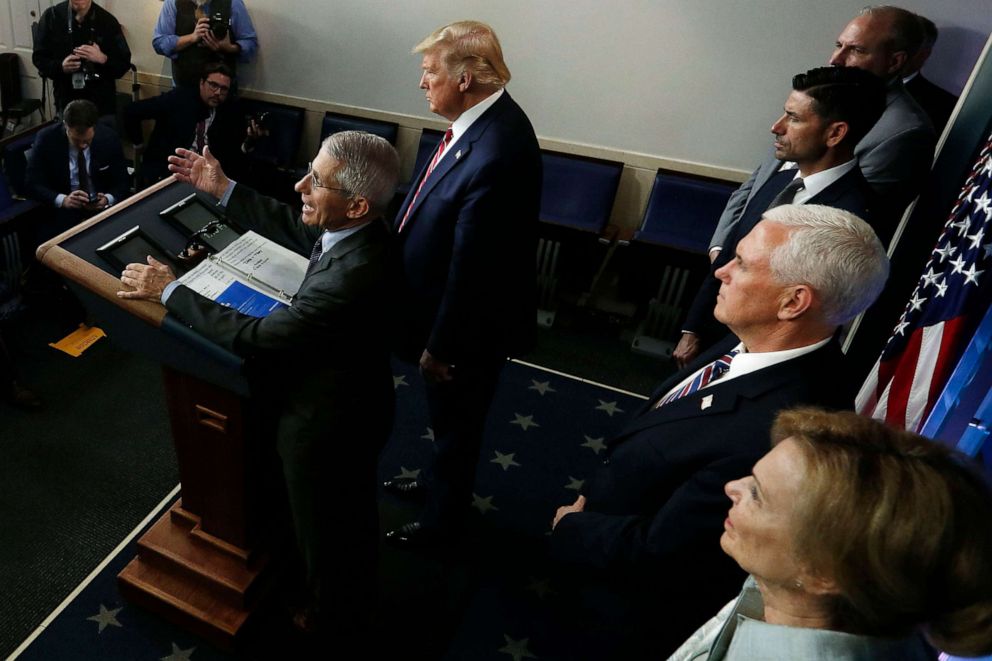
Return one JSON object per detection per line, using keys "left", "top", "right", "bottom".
{"left": 857, "top": 129, "right": 992, "bottom": 432}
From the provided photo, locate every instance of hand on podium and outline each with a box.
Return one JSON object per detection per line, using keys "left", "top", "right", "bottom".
{"left": 118, "top": 256, "right": 177, "bottom": 302}
{"left": 168, "top": 147, "right": 231, "bottom": 200}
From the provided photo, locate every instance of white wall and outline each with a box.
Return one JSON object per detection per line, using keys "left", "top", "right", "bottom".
{"left": 5, "top": 0, "right": 991, "bottom": 174}
{"left": 100, "top": 0, "right": 992, "bottom": 174}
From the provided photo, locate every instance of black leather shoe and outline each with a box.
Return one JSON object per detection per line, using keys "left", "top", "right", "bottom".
{"left": 382, "top": 478, "right": 425, "bottom": 498}
{"left": 384, "top": 522, "right": 437, "bottom": 549}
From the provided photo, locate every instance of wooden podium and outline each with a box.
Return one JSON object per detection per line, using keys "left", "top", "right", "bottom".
{"left": 36, "top": 178, "right": 279, "bottom": 647}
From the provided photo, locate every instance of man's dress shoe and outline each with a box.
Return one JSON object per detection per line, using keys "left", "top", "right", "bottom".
{"left": 382, "top": 478, "right": 425, "bottom": 499}
{"left": 384, "top": 522, "right": 436, "bottom": 549}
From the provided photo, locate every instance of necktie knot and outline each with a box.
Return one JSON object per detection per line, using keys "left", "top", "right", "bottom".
{"left": 656, "top": 349, "right": 740, "bottom": 408}
{"left": 305, "top": 235, "right": 324, "bottom": 276}
{"left": 769, "top": 176, "right": 805, "bottom": 208}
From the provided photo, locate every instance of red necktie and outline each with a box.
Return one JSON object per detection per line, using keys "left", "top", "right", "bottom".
{"left": 398, "top": 127, "right": 453, "bottom": 232}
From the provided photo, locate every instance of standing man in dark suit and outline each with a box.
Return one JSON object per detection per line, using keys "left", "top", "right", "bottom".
{"left": 383, "top": 20, "right": 542, "bottom": 547}
{"left": 550, "top": 205, "right": 890, "bottom": 659}
{"left": 902, "top": 13, "right": 958, "bottom": 135}
{"left": 32, "top": 0, "right": 132, "bottom": 119}
{"left": 124, "top": 62, "right": 248, "bottom": 186}
{"left": 674, "top": 66, "right": 886, "bottom": 366}
{"left": 24, "top": 99, "right": 129, "bottom": 244}
{"left": 117, "top": 131, "right": 400, "bottom": 643}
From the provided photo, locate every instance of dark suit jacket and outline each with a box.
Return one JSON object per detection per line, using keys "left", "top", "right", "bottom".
{"left": 683, "top": 161, "right": 877, "bottom": 342}
{"left": 710, "top": 82, "right": 934, "bottom": 251}
{"left": 165, "top": 185, "right": 396, "bottom": 447}
{"left": 393, "top": 92, "right": 541, "bottom": 365}
{"left": 24, "top": 122, "right": 130, "bottom": 206}
{"left": 124, "top": 87, "right": 246, "bottom": 185}
{"left": 905, "top": 73, "right": 957, "bottom": 136}
{"left": 550, "top": 335, "right": 855, "bottom": 654}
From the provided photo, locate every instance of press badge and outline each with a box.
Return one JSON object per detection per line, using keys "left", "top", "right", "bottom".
{"left": 72, "top": 72, "right": 86, "bottom": 89}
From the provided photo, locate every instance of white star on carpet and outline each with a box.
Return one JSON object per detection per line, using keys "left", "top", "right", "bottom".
{"left": 472, "top": 493, "right": 498, "bottom": 514}
{"left": 510, "top": 413, "right": 539, "bottom": 431}
{"left": 525, "top": 576, "right": 554, "bottom": 599}
{"left": 86, "top": 604, "right": 122, "bottom": 633}
{"left": 491, "top": 451, "right": 521, "bottom": 471}
{"left": 393, "top": 466, "right": 421, "bottom": 480}
{"left": 565, "top": 476, "right": 584, "bottom": 491}
{"left": 421, "top": 427, "right": 435, "bottom": 441}
{"left": 581, "top": 435, "right": 606, "bottom": 454}
{"left": 161, "top": 642, "right": 196, "bottom": 661}
{"left": 595, "top": 400, "right": 624, "bottom": 416}
{"left": 393, "top": 374, "right": 409, "bottom": 389}
{"left": 528, "top": 379, "right": 556, "bottom": 395}
{"left": 498, "top": 635, "right": 538, "bottom": 661}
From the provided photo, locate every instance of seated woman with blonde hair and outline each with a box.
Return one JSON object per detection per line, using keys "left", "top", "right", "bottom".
{"left": 670, "top": 407, "right": 992, "bottom": 661}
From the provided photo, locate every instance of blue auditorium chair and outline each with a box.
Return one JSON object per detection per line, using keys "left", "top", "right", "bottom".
{"left": 320, "top": 112, "right": 398, "bottom": 146}
{"left": 536, "top": 150, "right": 623, "bottom": 326}
{"left": 240, "top": 98, "right": 306, "bottom": 169}
{"left": 1, "top": 120, "right": 57, "bottom": 197}
{"left": 622, "top": 169, "right": 738, "bottom": 358}
{"left": 627, "top": 170, "right": 737, "bottom": 254}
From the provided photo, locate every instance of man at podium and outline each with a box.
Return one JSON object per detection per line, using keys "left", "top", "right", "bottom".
{"left": 117, "top": 131, "right": 400, "bottom": 643}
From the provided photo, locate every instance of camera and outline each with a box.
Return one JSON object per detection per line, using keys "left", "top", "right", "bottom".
{"left": 209, "top": 12, "right": 229, "bottom": 40}
{"left": 249, "top": 112, "right": 270, "bottom": 131}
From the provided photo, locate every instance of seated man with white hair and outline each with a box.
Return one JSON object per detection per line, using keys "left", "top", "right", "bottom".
{"left": 550, "top": 204, "right": 890, "bottom": 659}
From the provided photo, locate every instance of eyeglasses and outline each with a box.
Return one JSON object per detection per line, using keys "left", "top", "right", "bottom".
{"left": 306, "top": 162, "right": 351, "bottom": 194}
{"left": 203, "top": 79, "right": 230, "bottom": 94}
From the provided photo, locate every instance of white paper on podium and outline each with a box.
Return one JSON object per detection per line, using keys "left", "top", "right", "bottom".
{"left": 177, "top": 231, "right": 310, "bottom": 317}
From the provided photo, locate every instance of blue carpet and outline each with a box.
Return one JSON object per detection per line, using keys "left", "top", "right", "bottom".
{"left": 15, "top": 358, "right": 645, "bottom": 660}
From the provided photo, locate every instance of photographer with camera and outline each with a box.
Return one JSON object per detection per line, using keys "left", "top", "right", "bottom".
{"left": 153, "top": 0, "right": 258, "bottom": 90}
{"left": 32, "top": 0, "right": 132, "bottom": 119}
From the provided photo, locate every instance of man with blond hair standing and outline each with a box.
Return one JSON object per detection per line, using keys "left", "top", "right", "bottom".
{"left": 385, "top": 21, "right": 542, "bottom": 547}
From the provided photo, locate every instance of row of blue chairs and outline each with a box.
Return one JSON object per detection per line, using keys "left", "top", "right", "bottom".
{"left": 161, "top": 98, "right": 740, "bottom": 354}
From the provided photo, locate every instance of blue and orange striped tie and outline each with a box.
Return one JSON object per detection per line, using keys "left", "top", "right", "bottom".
{"left": 656, "top": 349, "right": 740, "bottom": 408}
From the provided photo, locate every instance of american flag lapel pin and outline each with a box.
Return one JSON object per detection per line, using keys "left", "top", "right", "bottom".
{"left": 455, "top": 149, "right": 462, "bottom": 160}
{"left": 700, "top": 394, "right": 714, "bottom": 410}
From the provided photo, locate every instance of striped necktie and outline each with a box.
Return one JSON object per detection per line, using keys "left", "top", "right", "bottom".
{"left": 398, "top": 127, "right": 453, "bottom": 232}
{"left": 305, "top": 236, "right": 323, "bottom": 276}
{"left": 656, "top": 349, "right": 740, "bottom": 408}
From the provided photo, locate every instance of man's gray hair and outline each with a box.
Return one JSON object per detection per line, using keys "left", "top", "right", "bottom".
{"left": 321, "top": 131, "right": 400, "bottom": 216}
{"left": 858, "top": 5, "right": 925, "bottom": 57}
{"left": 763, "top": 204, "right": 889, "bottom": 325}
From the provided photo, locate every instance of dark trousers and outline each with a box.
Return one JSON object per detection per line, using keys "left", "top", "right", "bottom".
{"left": 420, "top": 355, "right": 506, "bottom": 532}
{"left": 273, "top": 382, "right": 393, "bottom": 639}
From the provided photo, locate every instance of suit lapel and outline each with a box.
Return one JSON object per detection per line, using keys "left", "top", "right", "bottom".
{"left": 305, "top": 219, "right": 385, "bottom": 279}
{"left": 611, "top": 338, "right": 837, "bottom": 444}
{"left": 397, "top": 92, "right": 512, "bottom": 233}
